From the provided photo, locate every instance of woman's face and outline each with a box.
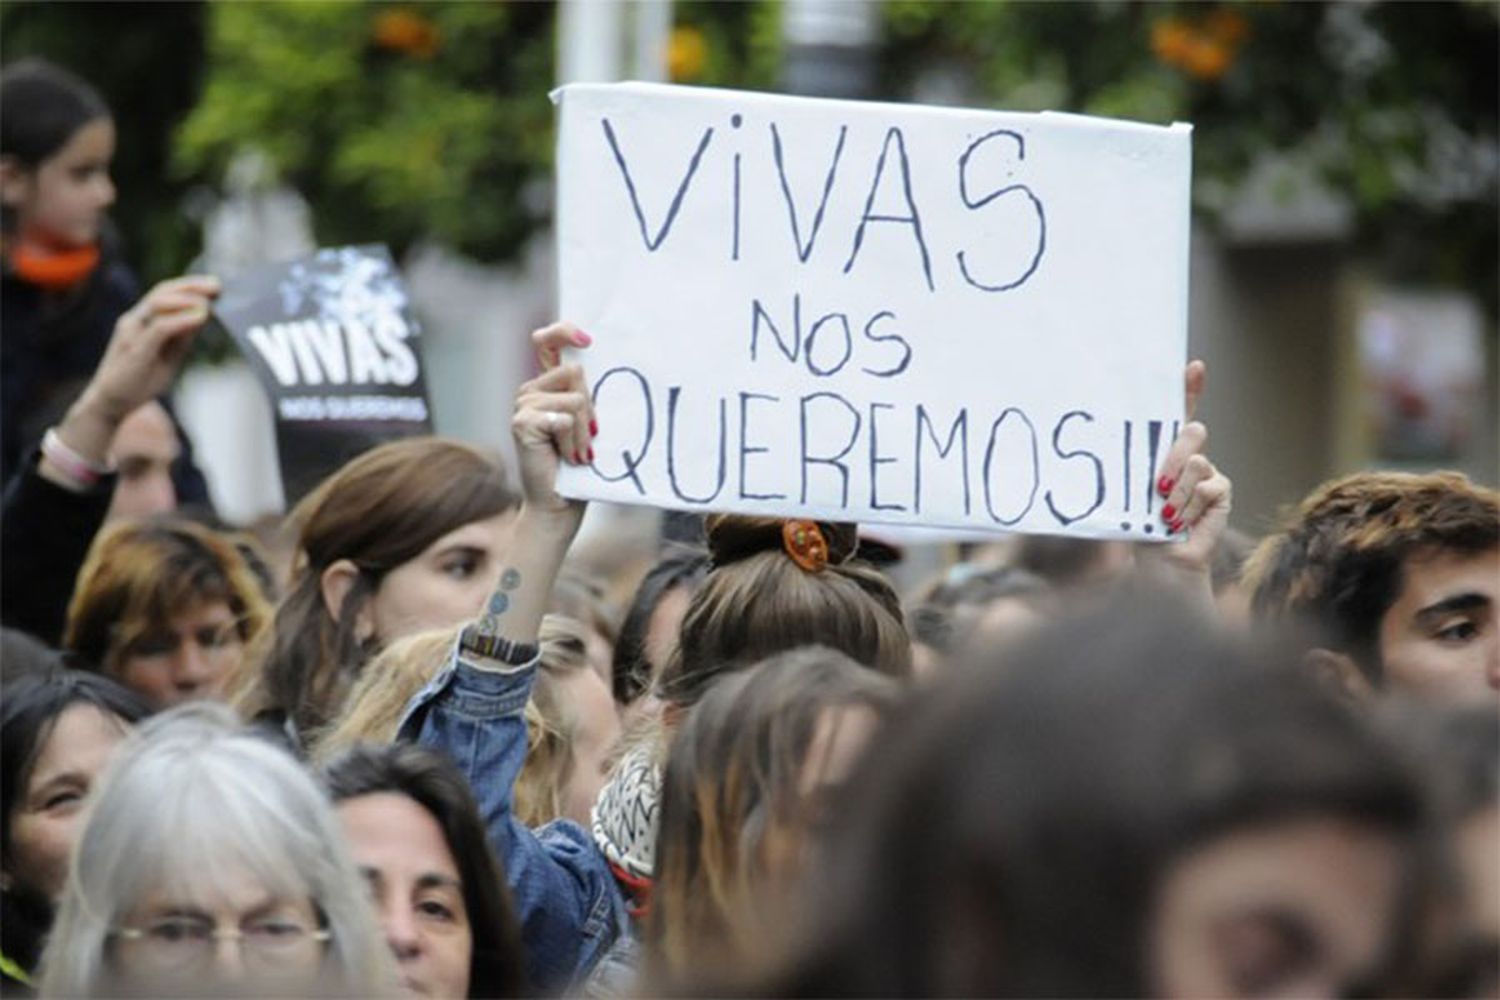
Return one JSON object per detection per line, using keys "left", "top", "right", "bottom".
{"left": 5, "top": 117, "right": 116, "bottom": 248}
{"left": 337, "top": 792, "right": 472, "bottom": 1000}
{"left": 4, "top": 703, "right": 131, "bottom": 902}
{"left": 367, "top": 513, "right": 517, "bottom": 644}
{"left": 113, "top": 600, "right": 243, "bottom": 708}
{"left": 1150, "top": 816, "right": 1405, "bottom": 998}
{"left": 112, "top": 868, "right": 328, "bottom": 995}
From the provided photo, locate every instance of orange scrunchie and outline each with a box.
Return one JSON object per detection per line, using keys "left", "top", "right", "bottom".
{"left": 782, "top": 519, "right": 829, "bottom": 573}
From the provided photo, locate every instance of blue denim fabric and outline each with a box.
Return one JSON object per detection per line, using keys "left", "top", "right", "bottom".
{"left": 396, "top": 646, "right": 628, "bottom": 993}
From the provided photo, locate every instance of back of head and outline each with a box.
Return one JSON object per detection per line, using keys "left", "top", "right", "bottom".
{"left": 1, "top": 626, "right": 65, "bottom": 684}
{"left": 656, "top": 516, "right": 910, "bottom": 706}
{"left": 763, "top": 595, "right": 1425, "bottom": 997}
{"left": 652, "top": 646, "right": 900, "bottom": 983}
{"left": 0, "top": 58, "right": 109, "bottom": 171}
{"left": 908, "top": 563, "right": 1052, "bottom": 656}
{"left": 40, "top": 703, "right": 391, "bottom": 997}
{"left": 64, "top": 517, "right": 272, "bottom": 678}
{"left": 238, "top": 437, "right": 517, "bottom": 736}
{"left": 1243, "top": 470, "right": 1499, "bottom": 679}
{"left": 322, "top": 743, "right": 525, "bottom": 999}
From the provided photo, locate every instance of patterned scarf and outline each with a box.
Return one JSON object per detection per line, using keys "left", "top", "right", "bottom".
{"left": 591, "top": 737, "right": 661, "bottom": 886}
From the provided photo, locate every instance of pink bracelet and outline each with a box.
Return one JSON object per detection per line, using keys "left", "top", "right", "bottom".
{"left": 41, "top": 427, "right": 114, "bottom": 488}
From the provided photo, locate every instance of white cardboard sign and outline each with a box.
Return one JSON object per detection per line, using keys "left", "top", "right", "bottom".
{"left": 554, "top": 83, "right": 1191, "bottom": 540}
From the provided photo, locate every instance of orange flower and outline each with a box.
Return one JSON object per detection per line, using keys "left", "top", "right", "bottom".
{"left": 1152, "top": 9, "right": 1244, "bottom": 81}
{"left": 668, "top": 26, "right": 707, "bottom": 82}
{"left": 1151, "top": 18, "right": 1195, "bottom": 66}
{"left": 373, "top": 9, "right": 441, "bottom": 60}
{"left": 1182, "top": 37, "right": 1232, "bottom": 80}
{"left": 1205, "top": 7, "right": 1250, "bottom": 46}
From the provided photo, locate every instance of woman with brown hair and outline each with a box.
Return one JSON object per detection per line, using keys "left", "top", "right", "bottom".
{"left": 228, "top": 436, "right": 519, "bottom": 745}
{"left": 589, "top": 514, "right": 913, "bottom": 927}
{"left": 63, "top": 518, "right": 270, "bottom": 708}
{"left": 648, "top": 646, "right": 900, "bottom": 985}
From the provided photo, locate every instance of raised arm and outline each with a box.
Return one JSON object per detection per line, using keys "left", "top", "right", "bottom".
{"left": 1, "top": 275, "right": 219, "bottom": 643}
{"left": 399, "top": 324, "right": 623, "bottom": 990}
{"left": 1135, "top": 359, "right": 1233, "bottom": 610}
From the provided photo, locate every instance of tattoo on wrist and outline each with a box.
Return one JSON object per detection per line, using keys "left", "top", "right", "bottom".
{"left": 462, "top": 566, "right": 537, "bottom": 665}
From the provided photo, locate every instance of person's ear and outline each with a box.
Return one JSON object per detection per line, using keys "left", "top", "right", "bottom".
{"left": 320, "top": 559, "right": 374, "bottom": 644}
{"left": 1304, "top": 647, "right": 1375, "bottom": 703}
{"left": 0, "top": 155, "right": 32, "bottom": 209}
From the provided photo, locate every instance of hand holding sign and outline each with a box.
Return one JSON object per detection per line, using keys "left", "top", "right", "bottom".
{"left": 45, "top": 275, "right": 220, "bottom": 485}
{"left": 513, "top": 323, "right": 597, "bottom": 521}
{"left": 89, "top": 275, "right": 222, "bottom": 422}
{"left": 1136, "top": 359, "right": 1233, "bottom": 603}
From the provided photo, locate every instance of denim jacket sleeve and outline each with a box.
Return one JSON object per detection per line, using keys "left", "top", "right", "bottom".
{"left": 396, "top": 638, "right": 627, "bottom": 992}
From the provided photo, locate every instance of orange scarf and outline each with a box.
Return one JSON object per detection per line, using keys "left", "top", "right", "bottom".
{"left": 6, "top": 240, "right": 101, "bottom": 292}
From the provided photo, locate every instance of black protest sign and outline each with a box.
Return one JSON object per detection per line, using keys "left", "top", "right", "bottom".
{"left": 212, "top": 245, "right": 432, "bottom": 504}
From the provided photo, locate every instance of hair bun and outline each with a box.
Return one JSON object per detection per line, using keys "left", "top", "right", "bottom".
{"left": 704, "top": 514, "right": 859, "bottom": 570}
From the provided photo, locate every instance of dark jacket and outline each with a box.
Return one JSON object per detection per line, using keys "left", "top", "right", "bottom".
{"left": 0, "top": 451, "right": 113, "bottom": 646}
{"left": 1, "top": 234, "right": 212, "bottom": 507}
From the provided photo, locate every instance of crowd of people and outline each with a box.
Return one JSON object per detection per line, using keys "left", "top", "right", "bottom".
{"left": 2, "top": 57, "right": 1497, "bottom": 999}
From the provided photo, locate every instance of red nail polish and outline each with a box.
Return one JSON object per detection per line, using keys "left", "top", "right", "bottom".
{"left": 1161, "top": 504, "right": 1176, "bottom": 521}
{"left": 1157, "top": 476, "right": 1173, "bottom": 497}
{"left": 572, "top": 450, "right": 581, "bottom": 464}
{"left": 589, "top": 419, "right": 598, "bottom": 436}
{"left": 574, "top": 329, "right": 593, "bottom": 347}
{"left": 1170, "top": 519, "right": 1184, "bottom": 534}
{"left": 588, "top": 447, "right": 595, "bottom": 462}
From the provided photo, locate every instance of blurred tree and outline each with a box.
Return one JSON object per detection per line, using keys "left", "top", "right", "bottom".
{"left": 174, "top": 1, "right": 556, "bottom": 264}
{"left": 0, "top": 0, "right": 207, "bottom": 282}
{"left": 879, "top": 1, "right": 1499, "bottom": 311}
{"left": 668, "top": 0, "right": 782, "bottom": 89}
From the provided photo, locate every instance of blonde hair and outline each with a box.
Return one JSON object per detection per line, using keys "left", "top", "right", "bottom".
{"left": 64, "top": 517, "right": 272, "bottom": 678}
{"left": 312, "top": 616, "right": 596, "bottom": 830}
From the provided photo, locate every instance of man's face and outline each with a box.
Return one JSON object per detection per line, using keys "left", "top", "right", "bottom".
{"left": 1378, "top": 546, "right": 1499, "bottom": 706}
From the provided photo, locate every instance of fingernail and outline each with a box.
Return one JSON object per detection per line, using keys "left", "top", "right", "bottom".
{"left": 1161, "top": 504, "right": 1176, "bottom": 521}
{"left": 589, "top": 419, "right": 598, "bottom": 436}
{"left": 588, "top": 447, "right": 595, "bottom": 463}
{"left": 574, "top": 329, "right": 593, "bottom": 347}
{"left": 572, "top": 450, "right": 581, "bottom": 464}
{"left": 1170, "top": 519, "right": 1184, "bottom": 534}
{"left": 1157, "top": 476, "right": 1173, "bottom": 497}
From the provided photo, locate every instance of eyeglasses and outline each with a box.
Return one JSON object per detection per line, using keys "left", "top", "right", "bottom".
{"left": 111, "top": 916, "right": 331, "bottom": 971}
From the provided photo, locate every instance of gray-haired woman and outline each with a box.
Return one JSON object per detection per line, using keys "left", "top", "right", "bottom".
{"left": 38, "top": 703, "right": 394, "bottom": 997}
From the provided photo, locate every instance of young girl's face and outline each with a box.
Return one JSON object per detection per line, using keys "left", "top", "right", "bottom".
{"left": 8, "top": 117, "right": 116, "bottom": 248}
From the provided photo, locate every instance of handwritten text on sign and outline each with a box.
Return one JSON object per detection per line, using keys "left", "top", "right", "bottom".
{"left": 554, "top": 83, "right": 1192, "bottom": 540}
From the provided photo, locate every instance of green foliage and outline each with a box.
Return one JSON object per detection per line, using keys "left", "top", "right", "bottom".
{"left": 877, "top": 1, "right": 1498, "bottom": 310}
{"left": 174, "top": 1, "right": 556, "bottom": 264}
{"left": 672, "top": 0, "right": 783, "bottom": 91}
